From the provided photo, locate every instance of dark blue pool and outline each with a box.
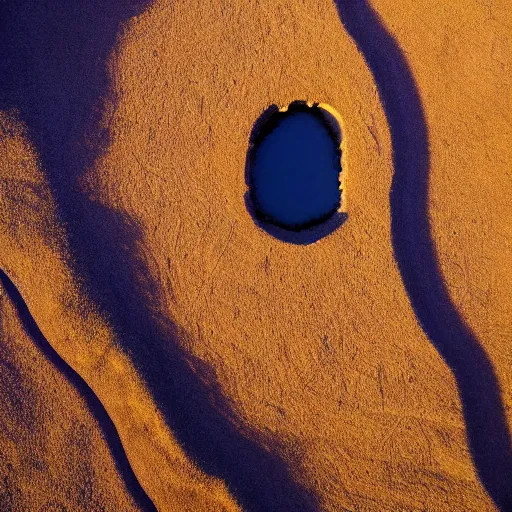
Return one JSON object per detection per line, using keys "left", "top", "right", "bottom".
{"left": 245, "top": 102, "right": 345, "bottom": 244}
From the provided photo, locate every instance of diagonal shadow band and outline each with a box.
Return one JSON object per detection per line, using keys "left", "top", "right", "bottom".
{"left": 333, "top": 1, "right": 512, "bottom": 510}
{"left": 0, "top": 269, "right": 157, "bottom": 512}
{"left": 0, "top": 2, "right": 319, "bottom": 510}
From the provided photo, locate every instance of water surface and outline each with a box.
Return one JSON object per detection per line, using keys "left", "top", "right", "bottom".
{"left": 246, "top": 102, "right": 343, "bottom": 243}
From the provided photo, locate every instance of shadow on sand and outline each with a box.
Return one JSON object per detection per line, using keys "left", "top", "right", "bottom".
{"left": 0, "top": 269, "right": 157, "bottom": 512}
{"left": 333, "top": 1, "right": 512, "bottom": 509}
{"left": 0, "top": 2, "right": 318, "bottom": 510}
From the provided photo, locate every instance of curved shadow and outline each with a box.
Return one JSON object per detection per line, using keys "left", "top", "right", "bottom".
{"left": 333, "top": 1, "right": 512, "bottom": 509}
{"left": 244, "top": 194, "right": 348, "bottom": 245}
{"left": 0, "top": 2, "right": 319, "bottom": 510}
{"left": 0, "top": 269, "right": 157, "bottom": 512}
{"left": 245, "top": 101, "right": 347, "bottom": 245}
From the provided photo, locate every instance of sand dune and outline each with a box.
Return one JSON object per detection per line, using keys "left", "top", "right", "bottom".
{"left": 0, "top": 0, "right": 510, "bottom": 510}
{"left": 0, "top": 270, "right": 147, "bottom": 511}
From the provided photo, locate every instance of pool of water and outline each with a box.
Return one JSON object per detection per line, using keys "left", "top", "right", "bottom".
{"left": 246, "top": 103, "right": 342, "bottom": 237}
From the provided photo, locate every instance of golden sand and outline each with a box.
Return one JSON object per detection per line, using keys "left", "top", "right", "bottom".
{"left": 0, "top": 1, "right": 510, "bottom": 510}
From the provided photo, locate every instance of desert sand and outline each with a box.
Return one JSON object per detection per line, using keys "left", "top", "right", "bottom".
{"left": 0, "top": 0, "right": 510, "bottom": 511}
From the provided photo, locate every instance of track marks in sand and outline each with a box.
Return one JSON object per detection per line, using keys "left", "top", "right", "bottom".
{"left": 333, "top": 1, "right": 512, "bottom": 509}
{"left": 0, "top": 2, "right": 322, "bottom": 508}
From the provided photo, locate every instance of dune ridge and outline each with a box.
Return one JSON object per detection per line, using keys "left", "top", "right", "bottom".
{"left": 0, "top": 268, "right": 157, "bottom": 511}
{"left": 0, "top": 110, "right": 241, "bottom": 511}
{"left": 0, "top": 272, "right": 145, "bottom": 511}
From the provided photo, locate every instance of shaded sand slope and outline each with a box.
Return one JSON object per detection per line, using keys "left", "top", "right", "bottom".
{"left": 0, "top": 275, "right": 144, "bottom": 511}
{"left": 0, "top": 112, "right": 239, "bottom": 511}
{"left": 0, "top": 0, "right": 510, "bottom": 510}
{"left": 84, "top": 0, "right": 507, "bottom": 509}
{"left": 334, "top": 0, "right": 512, "bottom": 508}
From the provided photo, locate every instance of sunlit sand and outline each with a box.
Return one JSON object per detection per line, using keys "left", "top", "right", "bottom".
{"left": 0, "top": 1, "right": 510, "bottom": 510}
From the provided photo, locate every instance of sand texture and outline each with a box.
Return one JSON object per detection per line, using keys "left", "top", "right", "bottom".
{"left": 0, "top": 0, "right": 510, "bottom": 511}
